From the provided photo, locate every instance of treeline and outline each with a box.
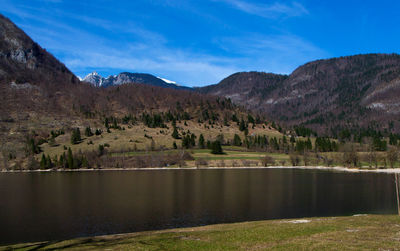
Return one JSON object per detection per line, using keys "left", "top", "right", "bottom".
{"left": 35, "top": 149, "right": 195, "bottom": 170}
{"left": 39, "top": 148, "right": 88, "bottom": 169}
{"left": 294, "top": 124, "right": 399, "bottom": 150}
{"left": 170, "top": 129, "right": 338, "bottom": 154}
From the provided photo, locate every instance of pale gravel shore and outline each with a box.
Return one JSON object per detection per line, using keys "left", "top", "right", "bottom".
{"left": 1, "top": 165, "right": 400, "bottom": 173}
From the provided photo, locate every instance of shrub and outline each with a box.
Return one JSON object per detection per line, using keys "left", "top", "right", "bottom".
{"left": 262, "top": 155, "right": 275, "bottom": 167}
{"left": 195, "top": 158, "right": 208, "bottom": 168}
{"left": 289, "top": 154, "right": 301, "bottom": 166}
{"left": 85, "top": 126, "right": 93, "bottom": 137}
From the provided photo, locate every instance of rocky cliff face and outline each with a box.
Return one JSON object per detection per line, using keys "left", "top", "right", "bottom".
{"left": 0, "top": 14, "right": 78, "bottom": 85}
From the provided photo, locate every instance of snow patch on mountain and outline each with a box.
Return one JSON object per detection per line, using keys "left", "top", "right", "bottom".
{"left": 83, "top": 71, "right": 104, "bottom": 87}
{"left": 157, "top": 77, "right": 178, "bottom": 85}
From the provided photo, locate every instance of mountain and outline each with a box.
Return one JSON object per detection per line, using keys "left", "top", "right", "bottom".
{"left": 83, "top": 71, "right": 191, "bottom": 90}
{"left": 0, "top": 14, "right": 78, "bottom": 86}
{"left": 199, "top": 54, "right": 400, "bottom": 134}
{"left": 82, "top": 71, "right": 103, "bottom": 87}
{"left": 0, "top": 14, "right": 252, "bottom": 167}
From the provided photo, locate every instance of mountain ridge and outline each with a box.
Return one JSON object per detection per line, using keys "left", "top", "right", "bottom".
{"left": 0, "top": 14, "right": 78, "bottom": 86}
{"left": 2, "top": 12, "right": 400, "bottom": 136}
{"left": 82, "top": 71, "right": 191, "bottom": 90}
{"left": 199, "top": 53, "right": 400, "bottom": 134}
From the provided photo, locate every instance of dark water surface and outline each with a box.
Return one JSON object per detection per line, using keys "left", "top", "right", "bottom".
{"left": 0, "top": 168, "right": 396, "bottom": 244}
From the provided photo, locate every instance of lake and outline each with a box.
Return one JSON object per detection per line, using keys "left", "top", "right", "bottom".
{"left": 0, "top": 168, "right": 396, "bottom": 244}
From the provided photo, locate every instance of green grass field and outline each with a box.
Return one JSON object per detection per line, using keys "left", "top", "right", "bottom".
{"left": 2, "top": 215, "right": 400, "bottom": 250}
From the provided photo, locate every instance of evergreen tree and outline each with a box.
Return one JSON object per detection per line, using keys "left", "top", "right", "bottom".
{"left": 239, "top": 119, "right": 247, "bottom": 131}
{"left": 104, "top": 118, "right": 110, "bottom": 129}
{"left": 211, "top": 140, "right": 224, "bottom": 154}
{"left": 190, "top": 133, "right": 196, "bottom": 147}
{"left": 247, "top": 114, "right": 255, "bottom": 124}
{"left": 71, "top": 128, "right": 81, "bottom": 144}
{"left": 389, "top": 133, "right": 398, "bottom": 146}
{"left": 198, "top": 134, "right": 205, "bottom": 148}
{"left": 59, "top": 154, "right": 65, "bottom": 168}
{"left": 231, "top": 113, "right": 239, "bottom": 123}
{"left": 67, "top": 147, "right": 73, "bottom": 169}
{"left": 62, "top": 152, "right": 67, "bottom": 168}
{"left": 85, "top": 126, "right": 93, "bottom": 137}
{"left": 46, "top": 155, "right": 52, "bottom": 169}
{"left": 373, "top": 136, "right": 387, "bottom": 151}
{"left": 306, "top": 138, "right": 312, "bottom": 150}
{"left": 182, "top": 133, "right": 196, "bottom": 149}
{"left": 182, "top": 135, "right": 190, "bottom": 149}
{"left": 172, "top": 126, "right": 180, "bottom": 139}
{"left": 233, "top": 134, "right": 242, "bottom": 146}
{"left": 27, "top": 137, "right": 40, "bottom": 154}
{"left": 40, "top": 154, "right": 47, "bottom": 169}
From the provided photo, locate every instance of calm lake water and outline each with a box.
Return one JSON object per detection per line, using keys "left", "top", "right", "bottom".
{"left": 0, "top": 168, "right": 396, "bottom": 244}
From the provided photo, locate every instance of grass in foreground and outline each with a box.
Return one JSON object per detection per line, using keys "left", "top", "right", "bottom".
{"left": 2, "top": 215, "right": 400, "bottom": 250}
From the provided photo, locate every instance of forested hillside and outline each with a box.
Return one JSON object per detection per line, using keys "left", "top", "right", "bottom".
{"left": 199, "top": 54, "right": 400, "bottom": 136}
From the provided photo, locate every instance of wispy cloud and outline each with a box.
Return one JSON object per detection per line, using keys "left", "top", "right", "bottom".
{"left": 216, "top": 0, "right": 308, "bottom": 18}
{"left": 1, "top": 1, "right": 238, "bottom": 85}
{"left": 1, "top": 0, "right": 322, "bottom": 86}
{"left": 214, "top": 33, "right": 328, "bottom": 74}
{"left": 66, "top": 51, "right": 238, "bottom": 86}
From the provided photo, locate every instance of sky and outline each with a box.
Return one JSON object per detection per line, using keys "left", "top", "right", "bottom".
{"left": 1, "top": 0, "right": 400, "bottom": 86}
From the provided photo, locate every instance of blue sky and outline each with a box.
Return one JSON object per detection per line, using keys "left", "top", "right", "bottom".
{"left": 1, "top": 0, "right": 400, "bottom": 86}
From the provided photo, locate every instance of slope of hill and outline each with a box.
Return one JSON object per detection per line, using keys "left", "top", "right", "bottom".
{"left": 0, "top": 14, "right": 78, "bottom": 86}
{"left": 199, "top": 54, "right": 400, "bottom": 134}
{"left": 0, "top": 15, "right": 273, "bottom": 169}
{"left": 83, "top": 71, "right": 191, "bottom": 90}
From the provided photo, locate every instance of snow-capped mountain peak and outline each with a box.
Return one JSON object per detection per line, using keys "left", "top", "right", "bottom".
{"left": 83, "top": 71, "right": 104, "bottom": 87}
{"left": 82, "top": 71, "right": 189, "bottom": 90}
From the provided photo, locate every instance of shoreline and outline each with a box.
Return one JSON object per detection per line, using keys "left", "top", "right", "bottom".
{"left": 1, "top": 165, "right": 400, "bottom": 173}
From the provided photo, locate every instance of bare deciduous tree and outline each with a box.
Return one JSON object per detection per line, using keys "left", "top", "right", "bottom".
{"left": 262, "top": 155, "right": 275, "bottom": 167}
{"left": 387, "top": 148, "right": 398, "bottom": 169}
{"left": 289, "top": 154, "right": 300, "bottom": 166}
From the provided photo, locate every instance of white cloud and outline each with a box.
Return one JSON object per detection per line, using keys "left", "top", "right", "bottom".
{"left": 216, "top": 0, "right": 308, "bottom": 18}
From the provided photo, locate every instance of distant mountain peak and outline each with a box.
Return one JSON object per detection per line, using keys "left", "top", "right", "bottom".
{"left": 83, "top": 71, "right": 104, "bottom": 87}
{"left": 82, "top": 71, "right": 190, "bottom": 90}
{"left": 89, "top": 71, "right": 100, "bottom": 76}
